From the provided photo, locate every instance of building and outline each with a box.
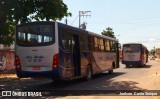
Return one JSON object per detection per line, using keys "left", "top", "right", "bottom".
{"left": 155, "top": 45, "right": 160, "bottom": 59}
{"left": 0, "top": 44, "right": 15, "bottom": 73}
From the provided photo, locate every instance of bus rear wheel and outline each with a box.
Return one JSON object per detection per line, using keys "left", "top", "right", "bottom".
{"left": 126, "top": 65, "right": 130, "bottom": 68}
{"left": 108, "top": 62, "right": 115, "bottom": 74}
{"left": 85, "top": 65, "right": 92, "bottom": 81}
{"left": 108, "top": 70, "right": 113, "bottom": 74}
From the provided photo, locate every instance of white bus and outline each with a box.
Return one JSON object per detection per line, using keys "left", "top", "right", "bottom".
{"left": 15, "top": 21, "right": 120, "bottom": 80}
{"left": 122, "top": 43, "right": 148, "bottom": 67}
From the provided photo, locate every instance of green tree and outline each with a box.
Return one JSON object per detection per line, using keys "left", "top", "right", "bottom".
{"left": 101, "top": 27, "right": 116, "bottom": 38}
{"left": 0, "top": 0, "right": 71, "bottom": 45}
{"left": 149, "top": 49, "right": 156, "bottom": 55}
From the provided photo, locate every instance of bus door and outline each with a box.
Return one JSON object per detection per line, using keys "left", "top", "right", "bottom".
{"left": 72, "top": 34, "right": 81, "bottom": 77}
{"left": 146, "top": 50, "right": 148, "bottom": 63}
{"left": 116, "top": 43, "right": 120, "bottom": 68}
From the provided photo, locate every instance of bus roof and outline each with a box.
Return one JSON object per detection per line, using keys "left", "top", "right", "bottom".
{"left": 17, "top": 21, "right": 119, "bottom": 42}
{"left": 88, "top": 31, "right": 118, "bottom": 42}
{"left": 123, "top": 43, "right": 143, "bottom": 45}
{"left": 57, "top": 22, "right": 119, "bottom": 42}
{"left": 57, "top": 22, "right": 88, "bottom": 33}
{"left": 123, "top": 43, "right": 147, "bottom": 49}
{"left": 16, "top": 21, "right": 55, "bottom": 26}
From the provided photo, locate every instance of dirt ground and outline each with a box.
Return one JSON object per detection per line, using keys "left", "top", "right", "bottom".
{"left": 0, "top": 60, "right": 160, "bottom": 99}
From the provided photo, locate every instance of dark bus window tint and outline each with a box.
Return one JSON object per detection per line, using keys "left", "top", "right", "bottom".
{"left": 88, "top": 36, "right": 94, "bottom": 51}
{"left": 123, "top": 44, "right": 141, "bottom": 52}
{"left": 110, "top": 41, "right": 116, "bottom": 52}
{"left": 83, "top": 34, "right": 89, "bottom": 51}
{"left": 16, "top": 25, "right": 54, "bottom": 46}
{"left": 62, "top": 29, "right": 71, "bottom": 51}
{"left": 80, "top": 34, "right": 89, "bottom": 51}
{"left": 80, "top": 34, "right": 84, "bottom": 51}
{"left": 68, "top": 31, "right": 72, "bottom": 51}
{"left": 62, "top": 29, "right": 67, "bottom": 50}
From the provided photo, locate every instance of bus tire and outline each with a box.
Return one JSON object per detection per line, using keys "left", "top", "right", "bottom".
{"left": 52, "top": 79, "right": 61, "bottom": 83}
{"left": 126, "top": 65, "right": 130, "bottom": 68}
{"left": 108, "top": 70, "right": 113, "bottom": 74}
{"left": 108, "top": 62, "right": 115, "bottom": 74}
{"left": 112, "top": 62, "right": 116, "bottom": 69}
{"left": 85, "top": 65, "right": 92, "bottom": 81}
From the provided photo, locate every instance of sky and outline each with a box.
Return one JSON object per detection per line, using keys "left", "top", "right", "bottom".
{"left": 60, "top": 0, "right": 160, "bottom": 50}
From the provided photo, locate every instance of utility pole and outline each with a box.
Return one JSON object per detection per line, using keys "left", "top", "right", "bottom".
{"left": 79, "top": 11, "right": 91, "bottom": 28}
{"left": 65, "top": 17, "right": 68, "bottom": 25}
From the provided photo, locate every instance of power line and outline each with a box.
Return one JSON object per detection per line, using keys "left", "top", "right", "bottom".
{"left": 79, "top": 11, "right": 91, "bottom": 28}
{"left": 71, "top": 15, "right": 79, "bottom": 25}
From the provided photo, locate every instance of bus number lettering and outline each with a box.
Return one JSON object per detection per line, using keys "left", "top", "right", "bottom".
{"left": 26, "top": 56, "right": 44, "bottom": 63}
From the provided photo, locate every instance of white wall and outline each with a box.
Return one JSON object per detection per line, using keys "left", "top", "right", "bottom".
{"left": 0, "top": 43, "right": 15, "bottom": 51}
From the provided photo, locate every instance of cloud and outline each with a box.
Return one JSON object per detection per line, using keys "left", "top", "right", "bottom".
{"left": 147, "top": 38, "right": 157, "bottom": 42}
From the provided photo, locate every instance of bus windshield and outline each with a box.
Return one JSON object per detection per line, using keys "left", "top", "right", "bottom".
{"left": 16, "top": 25, "right": 54, "bottom": 46}
{"left": 123, "top": 44, "right": 141, "bottom": 53}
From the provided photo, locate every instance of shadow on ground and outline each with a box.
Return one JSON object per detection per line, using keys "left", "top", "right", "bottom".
{"left": 9, "top": 72, "right": 147, "bottom": 98}
{"left": 125, "top": 65, "right": 152, "bottom": 68}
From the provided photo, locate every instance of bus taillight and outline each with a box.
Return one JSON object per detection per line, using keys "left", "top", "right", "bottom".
{"left": 122, "top": 54, "right": 124, "bottom": 60}
{"left": 140, "top": 53, "right": 142, "bottom": 60}
{"left": 15, "top": 55, "right": 21, "bottom": 69}
{"left": 52, "top": 53, "right": 59, "bottom": 70}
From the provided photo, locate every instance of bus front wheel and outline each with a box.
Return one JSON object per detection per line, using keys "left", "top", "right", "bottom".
{"left": 85, "top": 65, "right": 92, "bottom": 81}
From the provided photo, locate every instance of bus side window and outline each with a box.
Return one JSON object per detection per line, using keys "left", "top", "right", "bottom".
{"left": 80, "top": 34, "right": 84, "bottom": 51}
{"left": 62, "top": 29, "right": 66, "bottom": 50}
{"left": 94, "top": 37, "right": 99, "bottom": 51}
{"left": 99, "top": 38, "right": 104, "bottom": 51}
{"left": 88, "top": 36, "right": 94, "bottom": 51}
{"left": 105, "top": 40, "right": 110, "bottom": 51}
{"left": 110, "top": 41, "right": 116, "bottom": 52}
{"left": 68, "top": 32, "right": 72, "bottom": 51}
{"left": 83, "top": 34, "right": 89, "bottom": 51}
{"left": 61, "top": 29, "right": 70, "bottom": 51}
{"left": 67, "top": 30, "right": 76, "bottom": 52}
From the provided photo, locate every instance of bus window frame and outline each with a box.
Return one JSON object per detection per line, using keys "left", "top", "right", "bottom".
{"left": 16, "top": 23, "right": 55, "bottom": 47}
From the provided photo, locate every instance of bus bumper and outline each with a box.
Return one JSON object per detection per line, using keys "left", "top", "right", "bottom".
{"left": 122, "top": 60, "right": 142, "bottom": 66}
{"left": 16, "top": 69, "right": 60, "bottom": 79}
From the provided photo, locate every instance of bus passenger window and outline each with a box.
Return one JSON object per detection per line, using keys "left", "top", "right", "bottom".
{"left": 94, "top": 37, "right": 99, "bottom": 51}
{"left": 99, "top": 39, "right": 104, "bottom": 51}
{"left": 68, "top": 34, "right": 72, "bottom": 51}
{"left": 61, "top": 29, "right": 70, "bottom": 51}
{"left": 80, "top": 35, "right": 84, "bottom": 50}
{"left": 83, "top": 35, "right": 89, "bottom": 51}
{"left": 110, "top": 41, "right": 116, "bottom": 52}
{"left": 88, "top": 36, "right": 94, "bottom": 51}
{"left": 105, "top": 40, "right": 110, "bottom": 51}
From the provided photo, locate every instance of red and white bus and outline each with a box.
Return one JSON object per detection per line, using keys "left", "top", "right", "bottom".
{"left": 122, "top": 43, "right": 148, "bottom": 67}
